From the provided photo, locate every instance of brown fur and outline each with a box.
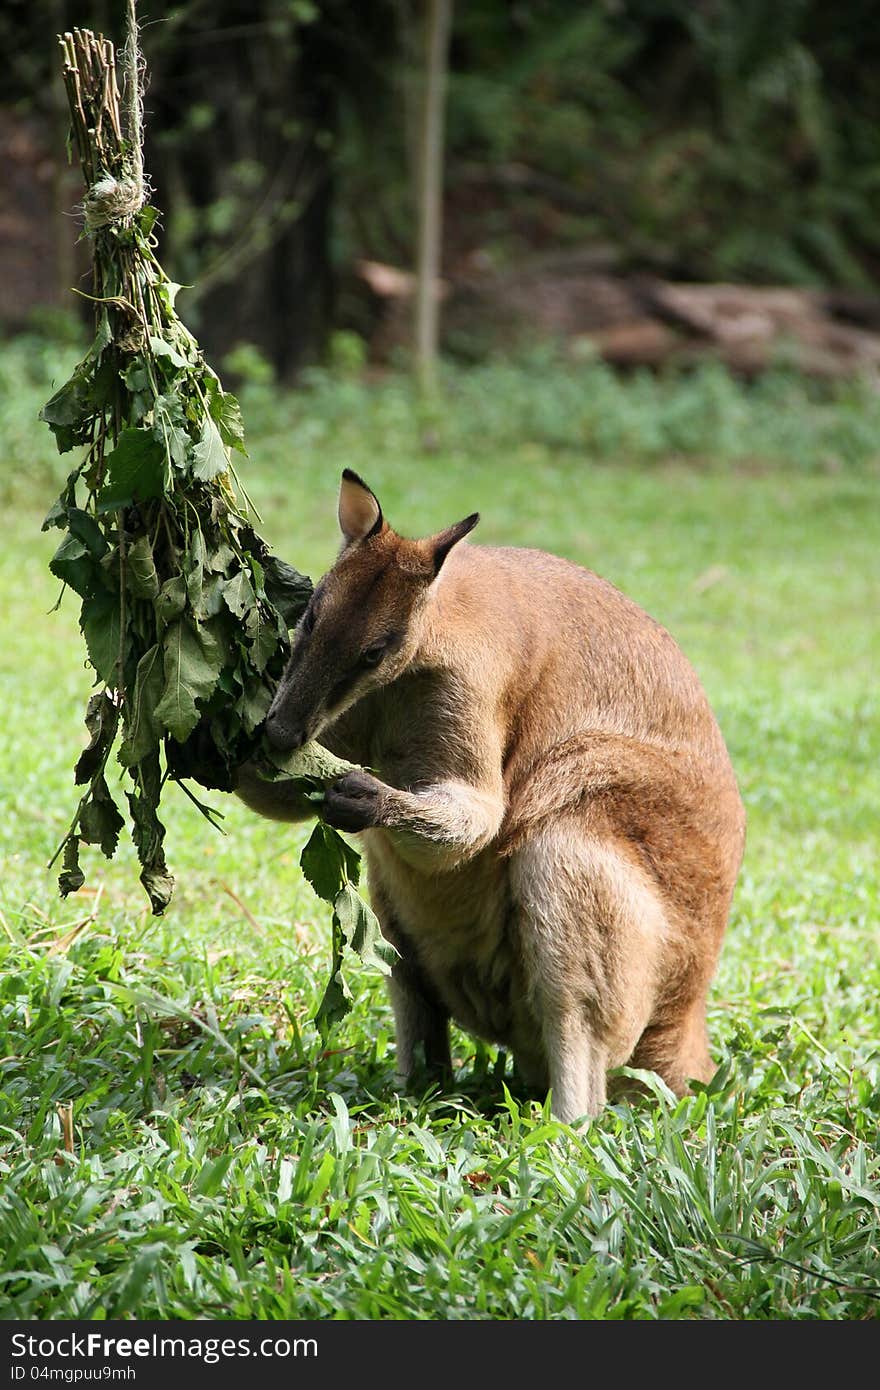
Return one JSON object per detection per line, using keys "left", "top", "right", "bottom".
{"left": 237, "top": 472, "right": 745, "bottom": 1123}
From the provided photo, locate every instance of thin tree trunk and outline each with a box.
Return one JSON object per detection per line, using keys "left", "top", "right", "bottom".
{"left": 414, "top": 0, "right": 452, "bottom": 392}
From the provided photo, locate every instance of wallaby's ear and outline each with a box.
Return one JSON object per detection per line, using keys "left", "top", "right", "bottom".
{"left": 338, "top": 469, "right": 384, "bottom": 544}
{"left": 430, "top": 513, "right": 480, "bottom": 576}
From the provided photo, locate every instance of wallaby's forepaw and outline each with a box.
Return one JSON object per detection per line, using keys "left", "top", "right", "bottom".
{"left": 322, "top": 769, "right": 384, "bottom": 832}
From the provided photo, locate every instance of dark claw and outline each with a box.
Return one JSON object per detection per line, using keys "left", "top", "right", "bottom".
{"left": 322, "top": 770, "right": 384, "bottom": 832}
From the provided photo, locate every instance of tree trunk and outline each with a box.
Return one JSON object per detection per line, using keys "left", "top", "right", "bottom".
{"left": 414, "top": 0, "right": 452, "bottom": 392}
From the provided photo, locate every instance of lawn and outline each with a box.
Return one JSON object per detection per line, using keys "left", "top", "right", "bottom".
{"left": 0, "top": 337, "right": 878, "bottom": 1318}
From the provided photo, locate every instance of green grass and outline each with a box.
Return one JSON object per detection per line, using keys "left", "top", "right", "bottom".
{"left": 1, "top": 338, "right": 878, "bottom": 1319}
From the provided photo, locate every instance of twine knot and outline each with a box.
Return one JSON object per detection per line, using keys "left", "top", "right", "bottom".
{"left": 83, "top": 174, "right": 144, "bottom": 231}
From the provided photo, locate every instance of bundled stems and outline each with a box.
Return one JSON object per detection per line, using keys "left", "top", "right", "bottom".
{"left": 41, "top": 13, "right": 394, "bottom": 1034}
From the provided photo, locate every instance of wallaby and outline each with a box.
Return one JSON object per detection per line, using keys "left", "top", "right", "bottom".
{"left": 236, "top": 469, "right": 745, "bottom": 1123}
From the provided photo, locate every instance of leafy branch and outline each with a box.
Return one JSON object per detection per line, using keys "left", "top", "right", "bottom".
{"left": 41, "top": 22, "right": 394, "bottom": 1030}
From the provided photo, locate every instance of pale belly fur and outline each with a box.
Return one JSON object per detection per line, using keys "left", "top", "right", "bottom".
{"left": 363, "top": 830, "right": 542, "bottom": 1064}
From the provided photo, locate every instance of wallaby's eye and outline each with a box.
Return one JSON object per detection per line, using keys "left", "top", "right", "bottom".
{"left": 361, "top": 642, "right": 386, "bottom": 668}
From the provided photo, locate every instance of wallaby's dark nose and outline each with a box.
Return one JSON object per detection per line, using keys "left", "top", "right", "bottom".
{"left": 265, "top": 708, "right": 305, "bottom": 753}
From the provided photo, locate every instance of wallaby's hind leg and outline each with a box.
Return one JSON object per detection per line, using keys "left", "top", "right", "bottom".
{"left": 388, "top": 962, "right": 452, "bottom": 1081}
{"left": 366, "top": 877, "right": 452, "bottom": 1083}
{"left": 630, "top": 996, "right": 715, "bottom": 1096}
{"left": 510, "top": 820, "right": 669, "bottom": 1125}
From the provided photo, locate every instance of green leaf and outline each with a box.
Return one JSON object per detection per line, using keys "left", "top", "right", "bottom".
{"left": 262, "top": 555, "right": 312, "bottom": 628}
{"left": 301, "top": 823, "right": 359, "bottom": 900}
{"left": 157, "top": 278, "right": 186, "bottom": 312}
{"left": 154, "top": 575, "right": 187, "bottom": 627}
{"left": 93, "top": 310, "right": 113, "bottom": 361}
{"left": 139, "top": 205, "right": 159, "bottom": 237}
{"left": 208, "top": 388, "right": 247, "bottom": 455}
{"left": 49, "top": 533, "right": 98, "bottom": 600}
{"left": 42, "top": 474, "right": 79, "bottom": 533}
{"left": 314, "top": 970, "right": 353, "bottom": 1040}
{"left": 222, "top": 568, "right": 257, "bottom": 618}
{"left": 124, "top": 360, "right": 150, "bottom": 393}
{"left": 194, "top": 572, "right": 228, "bottom": 620}
{"left": 97, "top": 428, "right": 167, "bottom": 512}
{"left": 260, "top": 740, "right": 356, "bottom": 790}
{"left": 234, "top": 675, "right": 272, "bottom": 735}
{"left": 40, "top": 359, "right": 94, "bottom": 452}
{"left": 245, "top": 605, "right": 284, "bottom": 674}
{"left": 148, "top": 335, "right": 190, "bottom": 370}
{"left": 118, "top": 644, "right": 164, "bottom": 767}
{"left": 67, "top": 507, "right": 109, "bottom": 558}
{"left": 207, "top": 541, "right": 236, "bottom": 575}
{"left": 125, "top": 534, "right": 160, "bottom": 600}
{"left": 301, "top": 823, "right": 343, "bottom": 901}
{"left": 42, "top": 495, "right": 69, "bottom": 532}
{"left": 80, "top": 589, "right": 124, "bottom": 685}
{"left": 191, "top": 417, "right": 229, "bottom": 481}
{"left": 334, "top": 882, "right": 397, "bottom": 974}
{"left": 153, "top": 394, "right": 192, "bottom": 469}
{"left": 154, "top": 617, "right": 223, "bottom": 742}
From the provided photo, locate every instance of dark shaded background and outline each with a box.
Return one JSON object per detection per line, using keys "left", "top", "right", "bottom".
{"left": 3, "top": 0, "right": 879, "bottom": 376}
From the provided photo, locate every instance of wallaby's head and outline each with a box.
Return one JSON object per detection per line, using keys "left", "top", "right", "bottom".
{"left": 265, "top": 470, "right": 479, "bottom": 752}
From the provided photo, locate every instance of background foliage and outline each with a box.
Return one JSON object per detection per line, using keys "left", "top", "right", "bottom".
{"left": 3, "top": 0, "right": 880, "bottom": 368}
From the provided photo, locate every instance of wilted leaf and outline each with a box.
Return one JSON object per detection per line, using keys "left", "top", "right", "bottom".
{"left": 154, "top": 575, "right": 187, "bottom": 627}
{"left": 263, "top": 555, "right": 312, "bottom": 627}
{"left": 126, "top": 534, "right": 160, "bottom": 600}
{"left": 141, "top": 858, "right": 174, "bottom": 915}
{"left": 127, "top": 753, "right": 174, "bottom": 914}
{"left": 50, "top": 533, "right": 99, "bottom": 600}
{"left": 79, "top": 775, "right": 125, "bottom": 858}
{"left": 74, "top": 691, "right": 119, "bottom": 785}
{"left": 118, "top": 644, "right": 164, "bottom": 767}
{"left": 58, "top": 838, "right": 85, "bottom": 898}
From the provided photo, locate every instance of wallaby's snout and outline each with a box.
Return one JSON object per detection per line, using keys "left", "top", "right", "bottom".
{"left": 264, "top": 701, "right": 307, "bottom": 754}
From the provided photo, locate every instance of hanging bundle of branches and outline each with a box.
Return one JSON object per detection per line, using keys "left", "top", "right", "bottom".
{"left": 41, "top": 18, "right": 393, "bottom": 1032}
